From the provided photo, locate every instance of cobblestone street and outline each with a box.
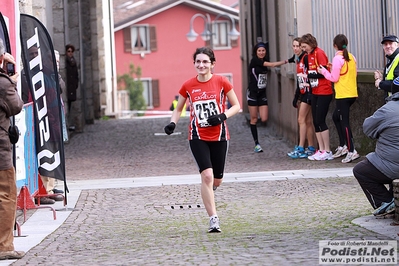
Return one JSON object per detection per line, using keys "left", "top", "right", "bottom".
{"left": 9, "top": 113, "right": 398, "bottom": 266}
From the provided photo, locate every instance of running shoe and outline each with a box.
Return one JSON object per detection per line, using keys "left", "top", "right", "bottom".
{"left": 208, "top": 216, "right": 221, "bottom": 233}
{"left": 333, "top": 145, "right": 348, "bottom": 158}
{"left": 308, "top": 150, "right": 322, "bottom": 161}
{"left": 341, "top": 150, "right": 360, "bottom": 163}
{"left": 305, "top": 146, "right": 316, "bottom": 156}
{"left": 373, "top": 199, "right": 395, "bottom": 216}
{"left": 316, "top": 151, "right": 334, "bottom": 161}
{"left": 287, "top": 145, "right": 298, "bottom": 156}
{"left": 254, "top": 144, "right": 263, "bottom": 153}
{"left": 288, "top": 146, "right": 306, "bottom": 159}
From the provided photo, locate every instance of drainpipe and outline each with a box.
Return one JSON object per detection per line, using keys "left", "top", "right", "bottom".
{"left": 381, "top": 0, "right": 387, "bottom": 36}
{"left": 63, "top": 0, "right": 69, "bottom": 43}
{"left": 77, "top": 0, "right": 87, "bottom": 127}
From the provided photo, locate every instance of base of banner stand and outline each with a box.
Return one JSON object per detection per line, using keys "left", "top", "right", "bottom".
{"left": 14, "top": 221, "right": 21, "bottom": 237}
{"left": 17, "top": 186, "right": 57, "bottom": 223}
{"left": 55, "top": 207, "right": 79, "bottom": 211}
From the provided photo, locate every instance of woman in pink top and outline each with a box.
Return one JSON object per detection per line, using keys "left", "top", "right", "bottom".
{"left": 318, "top": 34, "right": 359, "bottom": 163}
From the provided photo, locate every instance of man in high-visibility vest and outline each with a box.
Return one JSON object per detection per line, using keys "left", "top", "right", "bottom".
{"left": 374, "top": 35, "right": 399, "bottom": 97}
{"left": 170, "top": 95, "right": 186, "bottom": 117}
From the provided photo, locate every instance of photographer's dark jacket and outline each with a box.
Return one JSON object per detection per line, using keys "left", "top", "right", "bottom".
{"left": 0, "top": 70, "right": 23, "bottom": 170}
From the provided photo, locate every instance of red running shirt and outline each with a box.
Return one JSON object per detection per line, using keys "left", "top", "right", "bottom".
{"left": 307, "top": 47, "right": 333, "bottom": 95}
{"left": 179, "top": 75, "right": 233, "bottom": 141}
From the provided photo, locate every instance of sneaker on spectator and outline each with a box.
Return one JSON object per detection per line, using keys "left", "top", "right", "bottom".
{"left": 49, "top": 194, "right": 64, "bottom": 201}
{"left": 287, "top": 145, "right": 298, "bottom": 156}
{"left": 305, "top": 146, "right": 316, "bottom": 156}
{"left": 35, "top": 197, "right": 55, "bottom": 205}
{"left": 316, "top": 151, "right": 334, "bottom": 161}
{"left": 341, "top": 150, "right": 360, "bottom": 163}
{"left": 254, "top": 144, "right": 263, "bottom": 153}
{"left": 333, "top": 145, "right": 348, "bottom": 158}
{"left": 52, "top": 188, "right": 64, "bottom": 194}
{"left": 288, "top": 146, "right": 305, "bottom": 159}
{"left": 0, "top": 250, "right": 25, "bottom": 260}
{"left": 208, "top": 216, "right": 221, "bottom": 233}
{"left": 373, "top": 199, "right": 395, "bottom": 216}
{"left": 308, "top": 150, "right": 322, "bottom": 161}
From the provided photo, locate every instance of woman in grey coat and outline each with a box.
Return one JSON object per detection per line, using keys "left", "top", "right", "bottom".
{"left": 353, "top": 92, "right": 399, "bottom": 216}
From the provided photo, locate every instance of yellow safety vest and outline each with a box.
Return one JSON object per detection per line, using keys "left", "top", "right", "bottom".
{"left": 385, "top": 53, "right": 399, "bottom": 96}
{"left": 172, "top": 99, "right": 186, "bottom": 117}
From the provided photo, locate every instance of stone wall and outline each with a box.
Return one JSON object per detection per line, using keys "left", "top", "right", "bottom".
{"left": 19, "top": 0, "right": 109, "bottom": 133}
{"left": 327, "top": 81, "right": 386, "bottom": 155}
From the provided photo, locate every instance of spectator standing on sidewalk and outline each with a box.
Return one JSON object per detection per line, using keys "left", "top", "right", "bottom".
{"left": 353, "top": 91, "right": 399, "bottom": 216}
{"left": 0, "top": 38, "right": 25, "bottom": 260}
{"left": 164, "top": 47, "right": 240, "bottom": 233}
{"left": 300, "top": 33, "right": 334, "bottom": 161}
{"left": 170, "top": 95, "right": 186, "bottom": 117}
{"left": 247, "top": 42, "right": 289, "bottom": 153}
{"left": 287, "top": 37, "right": 316, "bottom": 159}
{"left": 318, "top": 34, "right": 359, "bottom": 163}
{"left": 374, "top": 35, "right": 399, "bottom": 98}
{"left": 65, "top": 44, "right": 79, "bottom": 115}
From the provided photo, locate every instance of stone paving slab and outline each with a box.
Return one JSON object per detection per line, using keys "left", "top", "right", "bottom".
{"left": 7, "top": 176, "right": 398, "bottom": 266}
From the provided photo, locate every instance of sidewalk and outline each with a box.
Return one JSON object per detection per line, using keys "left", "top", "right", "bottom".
{"left": 3, "top": 114, "right": 398, "bottom": 265}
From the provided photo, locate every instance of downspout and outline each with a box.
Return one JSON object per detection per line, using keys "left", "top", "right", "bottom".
{"left": 108, "top": 0, "right": 116, "bottom": 114}
{"left": 274, "top": 0, "right": 282, "bottom": 104}
{"left": 381, "top": 0, "right": 387, "bottom": 36}
{"left": 293, "top": 0, "right": 298, "bottom": 38}
{"left": 78, "top": 0, "right": 87, "bottom": 125}
{"left": 63, "top": 0, "right": 69, "bottom": 41}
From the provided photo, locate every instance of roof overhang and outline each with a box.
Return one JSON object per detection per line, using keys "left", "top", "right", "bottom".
{"left": 114, "top": 0, "right": 239, "bottom": 32}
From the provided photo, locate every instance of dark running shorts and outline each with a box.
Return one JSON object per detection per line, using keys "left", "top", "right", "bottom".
{"left": 247, "top": 89, "right": 268, "bottom": 106}
{"left": 189, "top": 139, "right": 229, "bottom": 179}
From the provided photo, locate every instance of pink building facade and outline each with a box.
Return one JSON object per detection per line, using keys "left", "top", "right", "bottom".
{"left": 113, "top": 0, "right": 241, "bottom": 114}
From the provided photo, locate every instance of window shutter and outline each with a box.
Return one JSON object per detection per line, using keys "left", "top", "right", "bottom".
{"left": 150, "top": 26, "right": 157, "bottom": 52}
{"left": 123, "top": 27, "right": 132, "bottom": 53}
{"left": 152, "top": 79, "right": 160, "bottom": 107}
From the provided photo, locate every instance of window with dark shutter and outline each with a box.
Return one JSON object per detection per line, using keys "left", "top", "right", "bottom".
{"left": 150, "top": 26, "right": 157, "bottom": 52}
{"left": 123, "top": 27, "right": 132, "bottom": 53}
{"left": 152, "top": 79, "right": 160, "bottom": 107}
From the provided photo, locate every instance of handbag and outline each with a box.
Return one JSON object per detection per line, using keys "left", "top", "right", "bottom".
{"left": 0, "top": 123, "right": 20, "bottom": 144}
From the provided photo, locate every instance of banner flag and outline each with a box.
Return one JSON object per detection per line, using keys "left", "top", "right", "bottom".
{"left": 0, "top": 12, "right": 11, "bottom": 53}
{"left": 19, "top": 14, "right": 66, "bottom": 182}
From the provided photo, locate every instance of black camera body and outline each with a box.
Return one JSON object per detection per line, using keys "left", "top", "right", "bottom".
{"left": 6, "top": 63, "right": 15, "bottom": 76}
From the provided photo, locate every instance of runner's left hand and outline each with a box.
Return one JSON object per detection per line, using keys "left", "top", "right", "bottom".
{"left": 207, "top": 113, "right": 227, "bottom": 126}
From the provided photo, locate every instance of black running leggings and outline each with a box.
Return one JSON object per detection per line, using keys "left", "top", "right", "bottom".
{"left": 332, "top": 97, "right": 356, "bottom": 152}
{"left": 311, "top": 94, "right": 332, "bottom": 132}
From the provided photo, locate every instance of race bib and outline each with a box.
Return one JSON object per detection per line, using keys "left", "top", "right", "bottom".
{"left": 193, "top": 99, "right": 220, "bottom": 127}
{"left": 297, "top": 75, "right": 309, "bottom": 90}
{"left": 308, "top": 70, "right": 319, "bottom": 88}
{"left": 257, "top": 74, "right": 267, "bottom": 89}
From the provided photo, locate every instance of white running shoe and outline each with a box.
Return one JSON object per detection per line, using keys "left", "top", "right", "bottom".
{"left": 341, "top": 150, "right": 360, "bottom": 163}
{"left": 316, "top": 151, "right": 334, "bottom": 161}
{"left": 254, "top": 144, "right": 263, "bottom": 153}
{"left": 208, "top": 216, "right": 221, "bottom": 233}
{"left": 308, "top": 150, "right": 322, "bottom": 161}
{"left": 333, "top": 145, "right": 348, "bottom": 158}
